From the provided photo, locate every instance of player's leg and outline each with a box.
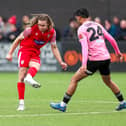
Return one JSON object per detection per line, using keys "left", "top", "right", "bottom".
{"left": 66, "top": 69, "right": 88, "bottom": 95}
{"left": 24, "top": 60, "right": 41, "bottom": 88}
{"left": 50, "top": 68, "right": 88, "bottom": 112}
{"left": 17, "top": 51, "right": 30, "bottom": 111}
{"left": 101, "top": 75, "right": 120, "bottom": 93}
{"left": 99, "top": 60, "right": 126, "bottom": 111}
{"left": 101, "top": 75, "right": 126, "bottom": 111}
{"left": 17, "top": 67, "right": 27, "bottom": 111}
{"left": 50, "top": 60, "right": 97, "bottom": 112}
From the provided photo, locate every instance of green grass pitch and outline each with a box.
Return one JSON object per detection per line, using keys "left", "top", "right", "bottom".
{"left": 0, "top": 72, "right": 126, "bottom": 126}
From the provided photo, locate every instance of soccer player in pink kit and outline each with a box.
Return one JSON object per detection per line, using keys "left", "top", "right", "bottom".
{"left": 50, "top": 8, "right": 126, "bottom": 112}
{"left": 6, "top": 14, "right": 67, "bottom": 111}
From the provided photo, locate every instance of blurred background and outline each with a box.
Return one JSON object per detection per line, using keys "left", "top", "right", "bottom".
{"left": 0, "top": 0, "right": 126, "bottom": 72}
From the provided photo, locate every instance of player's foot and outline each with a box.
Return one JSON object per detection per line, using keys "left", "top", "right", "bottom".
{"left": 116, "top": 102, "right": 126, "bottom": 111}
{"left": 50, "top": 102, "right": 66, "bottom": 112}
{"left": 17, "top": 104, "right": 25, "bottom": 111}
{"left": 24, "top": 75, "right": 41, "bottom": 88}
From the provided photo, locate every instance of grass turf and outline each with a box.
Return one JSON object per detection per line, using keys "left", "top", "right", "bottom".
{"left": 0, "top": 72, "right": 126, "bottom": 126}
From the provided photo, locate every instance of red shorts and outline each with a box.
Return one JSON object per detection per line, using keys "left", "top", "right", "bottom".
{"left": 18, "top": 50, "right": 41, "bottom": 67}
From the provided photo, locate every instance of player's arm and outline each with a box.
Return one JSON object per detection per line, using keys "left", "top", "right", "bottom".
{"left": 51, "top": 43, "right": 67, "bottom": 70}
{"left": 102, "top": 25, "right": 123, "bottom": 60}
{"left": 6, "top": 33, "right": 24, "bottom": 61}
{"left": 50, "top": 31, "right": 67, "bottom": 70}
{"left": 78, "top": 29, "right": 88, "bottom": 73}
{"left": 6, "top": 28, "right": 32, "bottom": 61}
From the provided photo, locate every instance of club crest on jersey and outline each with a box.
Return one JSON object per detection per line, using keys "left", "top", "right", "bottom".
{"left": 78, "top": 34, "right": 83, "bottom": 40}
{"left": 47, "top": 34, "right": 50, "bottom": 38}
{"left": 21, "top": 60, "right": 24, "bottom": 65}
{"left": 35, "top": 33, "right": 38, "bottom": 36}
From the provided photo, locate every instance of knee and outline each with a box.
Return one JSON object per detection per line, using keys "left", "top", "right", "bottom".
{"left": 18, "top": 69, "right": 27, "bottom": 82}
{"left": 71, "top": 76, "right": 78, "bottom": 84}
{"left": 19, "top": 75, "right": 25, "bottom": 82}
{"left": 19, "top": 77, "right": 25, "bottom": 82}
{"left": 36, "top": 66, "right": 40, "bottom": 71}
{"left": 29, "top": 62, "right": 40, "bottom": 71}
{"left": 103, "top": 79, "right": 112, "bottom": 86}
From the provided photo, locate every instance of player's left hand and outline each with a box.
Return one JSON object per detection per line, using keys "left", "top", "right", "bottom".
{"left": 116, "top": 53, "right": 123, "bottom": 62}
{"left": 60, "top": 62, "right": 68, "bottom": 70}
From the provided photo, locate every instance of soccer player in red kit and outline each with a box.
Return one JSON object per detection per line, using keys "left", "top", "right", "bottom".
{"left": 6, "top": 14, "right": 67, "bottom": 111}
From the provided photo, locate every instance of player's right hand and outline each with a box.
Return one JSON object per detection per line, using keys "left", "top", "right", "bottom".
{"left": 60, "top": 62, "right": 68, "bottom": 71}
{"left": 6, "top": 53, "right": 12, "bottom": 62}
{"left": 79, "top": 66, "right": 87, "bottom": 74}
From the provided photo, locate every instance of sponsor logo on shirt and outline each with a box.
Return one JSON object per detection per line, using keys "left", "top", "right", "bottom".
{"left": 34, "top": 39, "right": 46, "bottom": 45}
{"left": 96, "top": 39, "right": 104, "bottom": 43}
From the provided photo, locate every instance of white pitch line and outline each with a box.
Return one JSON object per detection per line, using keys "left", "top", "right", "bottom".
{"left": 1, "top": 99, "right": 118, "bottom": 104}
{"left": 0, "top": 111, "right": 126, "bottom": 118}
{"left": 49, "top": 100, "right": 118, "bottom": 104}
{"left": 72, "top": 100, "right": 119, "bottom": 104}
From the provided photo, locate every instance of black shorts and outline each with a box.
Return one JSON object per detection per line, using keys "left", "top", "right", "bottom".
{"left": 85, "top": 59, "right": 111, "bottom": 75}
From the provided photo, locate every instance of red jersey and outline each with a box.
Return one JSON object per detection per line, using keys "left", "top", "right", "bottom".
{"left": 19, "top": 24, "right": 55, "bottom": 54}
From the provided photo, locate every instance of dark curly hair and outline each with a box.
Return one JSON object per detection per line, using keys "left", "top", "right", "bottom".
{"left": 74, "top": 8, "right": 89, "bottom": 18}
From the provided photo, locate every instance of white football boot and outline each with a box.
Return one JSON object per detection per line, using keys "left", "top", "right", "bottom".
{"left": 24, "top": 74, "right": 41, "bottom": 88}
{"left": 17, "top": 100, "right": 25, "bottom": 111}
{"left": 17, "top": 104, "right": 25, "bottom": 111}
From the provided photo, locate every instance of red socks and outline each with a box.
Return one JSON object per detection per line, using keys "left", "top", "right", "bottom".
{"left": 17, "top": 82, "right": 25, "bottom": 100}
{"left": 27, "top": 67, "right": 38, "bottom": 77}
{"left": 17, "top": 67, "right": 37, "bottom": 100}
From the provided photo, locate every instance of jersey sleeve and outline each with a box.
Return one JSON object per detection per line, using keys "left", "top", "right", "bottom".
{"left": 23, "top": 27, "right": 32, "bottom": 38}
{"left": 101, "top": 25, "right": 121, "bottom": 54}
{"left": 50, "top": 30, "right": 56, "bottom": 45}
{"left": 78, "top": 28, "right": 88, "bottom": 66}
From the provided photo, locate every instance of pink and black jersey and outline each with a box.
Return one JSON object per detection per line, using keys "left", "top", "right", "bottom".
{"left": 78, "top": 21, "right": 121, "bottom": 66}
